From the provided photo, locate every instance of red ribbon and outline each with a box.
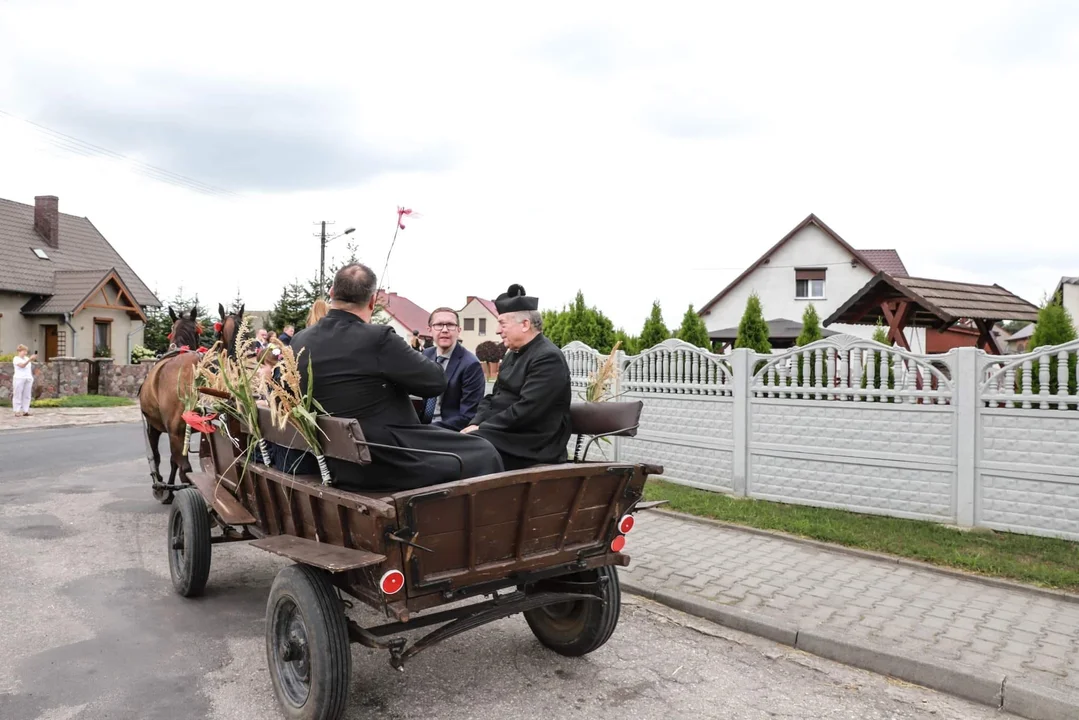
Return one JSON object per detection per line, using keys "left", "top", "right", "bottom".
{"left": 398, "top": 206, "right": 412, "bottom": 230}
{"left": 181, "top": 410, "right": 218, "bottom": 434}
{"left": 213, "top": 322, "right": 223, "bottom": 333}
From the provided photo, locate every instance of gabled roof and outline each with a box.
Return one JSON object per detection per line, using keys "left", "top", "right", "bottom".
{"left": 824, "top": 272, "right": 1040, "bottom": 328}
{"left": 1008, "top": 323, "right": 1036, "bottom": 341}
{"left": 376, "top": 291, "right": 432, "bottom": 337}
{"left": 1054, "top": 276, "right": 1079, "bottom": 297}
{"left": 858, "top": 250, "right": 908, "bottom": 277}
{"left": 21, "top": 268, "right": 147, "bottom": 322}
{"left": 698, "top": 214, "right": 903, "bottom": 316}
{"left": 0, "top": 196, "right": 159, "bottom": 307}
{"left": 466, "top": 296, "right": 498, "bottom": 317}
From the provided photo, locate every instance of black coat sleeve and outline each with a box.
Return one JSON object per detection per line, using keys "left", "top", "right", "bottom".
{"left": 473, "top": 352, "right": 564, "bottom": 433}
{"left": 377, "top": 329, "right": 448, "bottom": 397}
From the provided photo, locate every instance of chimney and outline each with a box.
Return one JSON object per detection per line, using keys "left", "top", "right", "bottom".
{"left": 34, "top": 195, "right": 59, "bottom": 248}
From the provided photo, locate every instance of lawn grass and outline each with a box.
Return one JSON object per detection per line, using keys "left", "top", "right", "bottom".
{"left": 644, "top": 479, "right": 1079, "bottom": 592}
{"left": 30, "top": 394, "right": 134, "bottom": 408}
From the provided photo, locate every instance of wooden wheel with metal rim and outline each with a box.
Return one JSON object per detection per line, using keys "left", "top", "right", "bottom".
{"left": 266, "top": 564, "right": 352, "bottom": 720}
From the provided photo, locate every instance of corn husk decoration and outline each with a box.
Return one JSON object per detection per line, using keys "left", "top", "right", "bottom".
{"left": 207, "top": 316, "right": 273, "bottom": 467}
{"left": 264, "top": 344, "right": 332, "bottom": 484}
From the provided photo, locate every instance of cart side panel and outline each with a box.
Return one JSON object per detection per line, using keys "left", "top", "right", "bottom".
{"left": 394, "top": 463, "right": 647, "bottom": 597}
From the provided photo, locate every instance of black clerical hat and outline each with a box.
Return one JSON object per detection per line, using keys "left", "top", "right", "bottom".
{"left": 494, "top": 284, "right": 538, "bottom": 314}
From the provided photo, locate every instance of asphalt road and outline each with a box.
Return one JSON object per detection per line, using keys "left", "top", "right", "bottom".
{"left": 0, "top": 425, "right": 1015, "bottom": 719}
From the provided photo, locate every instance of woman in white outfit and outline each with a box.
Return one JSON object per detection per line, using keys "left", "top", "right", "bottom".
{"left": 11, "top": 344, "right": 36, "bottom": 416}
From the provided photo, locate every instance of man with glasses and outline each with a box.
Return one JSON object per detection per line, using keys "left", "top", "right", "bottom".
{"left": 419, "top": 307, "right": 486, "bottom": 431}
{"left": 462, "top": 284, "right": 572, "bottom": 470}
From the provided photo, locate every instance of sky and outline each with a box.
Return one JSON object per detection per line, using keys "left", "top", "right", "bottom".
{"left": 1, "top": 0, "right": 1078, "bottom": 331}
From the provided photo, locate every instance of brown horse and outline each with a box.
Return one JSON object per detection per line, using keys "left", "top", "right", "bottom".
{"left": 216, "top": 302, "right": 245, "bottom": 360}
{"left": 139, "top": 306, "right": 204, "bottom": 503}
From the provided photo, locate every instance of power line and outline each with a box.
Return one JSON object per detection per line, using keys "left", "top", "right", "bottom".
{"left": 0, "top": 108, "right": 242, "bottom": 199}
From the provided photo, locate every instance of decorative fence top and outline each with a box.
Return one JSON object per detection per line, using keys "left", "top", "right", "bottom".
{"left": 981, "top": 338, "right": 1079, "bottom": 410}
{"left": 621, "top": 339, "right": 733, "bottom": 396}
{"left": 752, "top": 334, "right": 954, "bottom": 404}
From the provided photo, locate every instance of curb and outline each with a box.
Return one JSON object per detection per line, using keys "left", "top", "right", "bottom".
{"left": 0, "top": 418, "right": 140, "bottom": 434}
{"left": 648, "top": 507, "right": 1079, "bottom": 606}
{"left": 620, "top": 576, "right": 1079, "bottom": 720}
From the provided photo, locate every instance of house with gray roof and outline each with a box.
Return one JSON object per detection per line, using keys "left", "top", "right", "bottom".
{"left": 0, "top": 194, "right": 160, "bottom": 363}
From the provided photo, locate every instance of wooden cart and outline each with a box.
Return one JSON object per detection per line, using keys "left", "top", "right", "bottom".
{"left": 165, "top": 396, "right": 662, "bottom": 720}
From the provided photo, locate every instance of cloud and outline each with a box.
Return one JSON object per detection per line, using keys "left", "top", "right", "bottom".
{"left": 968, "top": 0, "right": 1079, "bottom": 64}
{"left": 530, "top": 27, "right": 623, "bottom": 76}
{"left": 17, "top": 68, "right": 455, "bottom": 193}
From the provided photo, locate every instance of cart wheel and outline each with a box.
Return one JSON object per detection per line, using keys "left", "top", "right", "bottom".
{"left": 524, "top": 565, "right": 621, "bottom": 657}
{"left": 266, "top": 565, "right": 352, "bottom": 720}
{"left": 167, "top": 488, "right": 212, "bottom": 597}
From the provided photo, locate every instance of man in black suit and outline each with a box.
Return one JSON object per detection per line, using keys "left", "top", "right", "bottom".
{"left": 420, "top": 306, "right": 486, "bottom": 431}
{"left": 290, "top": 263, "right": 504, "bottom": 491}
{"left": 462, "top": 284, "right": 572, "bottom": 470}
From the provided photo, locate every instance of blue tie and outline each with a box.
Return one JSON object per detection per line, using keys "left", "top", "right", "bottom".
{"left": 423, "top": 356, "right": 448, "bottom": 421}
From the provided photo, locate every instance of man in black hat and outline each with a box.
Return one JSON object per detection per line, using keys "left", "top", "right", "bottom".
{"left": 291, "top": 262, "right": 504, "bottom": 490}
{"left": 461, "top": 284, "right": 572, "bottom": 469}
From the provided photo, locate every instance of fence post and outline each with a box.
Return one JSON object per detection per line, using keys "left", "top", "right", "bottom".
{"left": 731, "top": 348, "right": 752, "bottom": 497}
{"left": 954, "top": 347, "right": 978, "bottom": 527}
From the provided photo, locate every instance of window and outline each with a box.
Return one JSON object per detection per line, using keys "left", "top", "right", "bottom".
{"left": 795, "top": 269, "right": 826, "bottom": 299}
{"left": 478, "top": 318, "right": 487, "bottom": 335}
{"left": 463, "top": 317, "right": 475, "bottom": 331}
{"left": 93, "top": 318, "right": 112, "bottom": 357}
{"left": 33, "top": 248, "right": 50, "bottom": 259}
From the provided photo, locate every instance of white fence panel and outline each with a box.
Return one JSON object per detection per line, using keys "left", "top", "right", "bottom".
{"left": 977, "top": 340, "right": 1079, "bottom": 540}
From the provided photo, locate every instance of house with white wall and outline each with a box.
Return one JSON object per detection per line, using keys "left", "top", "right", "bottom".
{"left": 696, "top": 214, "right": 925, "bottom": 351}
{"left": 456, "top": 296, "right": 498, "bottom": 353}
{"left": 1055, "top": 277, "right": 1079, "bottom": 335}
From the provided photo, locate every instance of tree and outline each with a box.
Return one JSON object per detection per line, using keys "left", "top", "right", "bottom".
{"left": 1027, "top": 301, "right": 1078, "bottom": 399}
{"left": 267, "top": 282, "right": 311, "bottom": 332}
{"left": 540, "top": 291, "right": 616, "bottom": 352}
{"left": 733, "top": 293, "right": 771, "bottom": 354}
{"left": 639, "top": 300, "right": 670, "bottom": 350}
{"left": 872, "top": 317, "right": 890, "bottom": 345}
{"left": 614, "top": 329, "right": 640, "bottom": 356}
{"left": 675, "top": 304, "right": 711, "bottom": 349}
{"left": 796, "top": 303, "right": 823, "bottom": 346}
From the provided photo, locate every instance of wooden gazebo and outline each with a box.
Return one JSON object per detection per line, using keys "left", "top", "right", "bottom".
{"left": 823, "top": 272, "right": 1040, "bottom": 354}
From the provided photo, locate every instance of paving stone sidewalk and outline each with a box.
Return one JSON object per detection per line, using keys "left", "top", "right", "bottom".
{"left": 621, "top": 509, "right": 1079, "bottom": 708}
{"left": 0, "top": 405, "right": 141, "bottom": 432}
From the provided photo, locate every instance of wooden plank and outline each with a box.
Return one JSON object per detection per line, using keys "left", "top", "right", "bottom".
{"left": 249, "top": 534, "right": 386, "bottom": 573}
{"left": 187, "top": 472, "right": 257, "bottom": 525}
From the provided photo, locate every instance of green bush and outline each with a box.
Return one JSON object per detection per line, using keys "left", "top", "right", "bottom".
{"left": 31, "top": 394, "right": 133, "bottom": 408}
{"left": 131, "top": 345, "right": 157, "bottom": 363}
{"left": 734, "top": 293, "right": 771, "bottom": 354}
{"left": 0, "top": 352, "right": 14, "bottom": 362}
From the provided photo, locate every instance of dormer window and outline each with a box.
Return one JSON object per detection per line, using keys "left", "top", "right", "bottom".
{"left": 795, "top": 268, "right": 825, "bottom": 299}
{"left": 33, "top": 248, "right": 50, "bottom": 260}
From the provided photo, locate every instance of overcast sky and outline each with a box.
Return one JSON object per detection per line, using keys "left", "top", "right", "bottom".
{"left": 1, "top": 0, "right": 1077, "bottom": 331}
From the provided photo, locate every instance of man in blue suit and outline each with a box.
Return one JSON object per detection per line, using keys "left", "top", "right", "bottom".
{"left": 420, "top": 307, "right": 487, "bottom": 431}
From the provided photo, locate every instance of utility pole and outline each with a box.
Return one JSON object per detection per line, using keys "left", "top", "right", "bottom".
{"left": 315, "top": 220, "right": 334, "bottom": 299}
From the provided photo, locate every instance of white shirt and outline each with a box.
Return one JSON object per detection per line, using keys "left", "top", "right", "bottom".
{"left": 13, "top": 356, "right": 33, "bottom": 380}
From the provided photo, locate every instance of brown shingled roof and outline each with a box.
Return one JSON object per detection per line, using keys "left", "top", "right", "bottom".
{"left": 858, "top": 249, "right": 908, "bottom": 277}
{"left": 824, "top": 272, "right": 1040, "bottom": 328}
{"left": 376, "top": 291, "right": 433, "bottom": 338}
{"left": 0, "top": 196, "right": 159, "bottom": 308}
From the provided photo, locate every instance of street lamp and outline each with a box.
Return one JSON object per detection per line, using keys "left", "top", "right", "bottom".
{"left": 319, "top": 224, "right": 356, "bottom": 298}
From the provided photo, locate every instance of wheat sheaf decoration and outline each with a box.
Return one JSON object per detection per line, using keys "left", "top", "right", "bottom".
{"left": 583, "top": 340, "right": 623, "bottom": 403}
{"left": 264, "top": 344, "right": 332, "bottom": 484}
{"left": 203, "top": 316, "right": 273, "bottom": 467}
{"left": 177, "top": 342, "right": 224, "bottom": 457}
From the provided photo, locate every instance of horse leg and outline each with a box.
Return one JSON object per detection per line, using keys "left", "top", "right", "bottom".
{"left": 168, "top": 426, "right": 194, "bottom": 484}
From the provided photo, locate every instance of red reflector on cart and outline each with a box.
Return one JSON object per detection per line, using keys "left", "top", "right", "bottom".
{"left": 610, "top": 535, "right": 626, "bottom": 552}
{"left": 380, "top": 570, "right": 405, "bottom": 595}
{"left": 618, "top": 514, "right": 634, "bottom": 534}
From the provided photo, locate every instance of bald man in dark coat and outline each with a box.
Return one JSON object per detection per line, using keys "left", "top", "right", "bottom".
{"left": 291, "top": 263, "right": 504, "bottom": 490}
{"left": 462, "top": 284, "right": 573, "bottom": 470}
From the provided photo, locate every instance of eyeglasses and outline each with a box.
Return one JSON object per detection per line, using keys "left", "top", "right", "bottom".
{"left": 431, "top": 323, "right": 458, "bottom": 331}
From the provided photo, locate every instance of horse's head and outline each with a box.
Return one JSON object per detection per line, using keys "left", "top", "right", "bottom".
{"left": 217, "top": 302, "right": 245, "bottom": 359}
{"left": 167, "top": 306, "right": 202, "bottom": 350}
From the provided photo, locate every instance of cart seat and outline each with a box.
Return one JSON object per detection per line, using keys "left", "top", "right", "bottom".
{"left": 257, "top": 406, "right": 371, "bottom": 466}
{"left": 568, "top": 400, "right": 643, "bottom": 462}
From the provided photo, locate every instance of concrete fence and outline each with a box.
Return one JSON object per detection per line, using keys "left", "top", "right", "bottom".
{"left": 562, "top": 335, "right": 1079, "bottom": 542}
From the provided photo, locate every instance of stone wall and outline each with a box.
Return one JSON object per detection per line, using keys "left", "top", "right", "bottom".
{"left": 0, "top": 357, "right": 153, "bottom": 401}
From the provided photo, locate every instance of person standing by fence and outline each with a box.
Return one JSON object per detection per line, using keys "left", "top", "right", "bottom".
{"left": 11, "top": 344, "right": 36, "bottom": 417}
